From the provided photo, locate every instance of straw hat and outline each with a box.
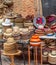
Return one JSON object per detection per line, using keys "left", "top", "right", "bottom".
{"left": 51, "top": 50, "right": 56, "bottom": 55}
{"left": 20, "top": 28, "right": 29, "bottom": 34}
{"left": 7, "top": 37, "right": 16, "bottom": 43}
{"left": 4, "top": 28, "right": 12, "bottom": 36}
{"left": 2, "top": 18, "right": 13, "bottom": 26}
{"left": 13, "top": 26, "right": 19, "bottom": 31}
{"left": 30, "top": 34, "right": 41, "bottom": 46}
{"left": 12, "top": 26, "right": 20, "bottom": 35}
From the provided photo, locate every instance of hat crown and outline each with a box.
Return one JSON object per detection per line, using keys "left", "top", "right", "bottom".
{"left": 5, "top": 19, "right": 11, "bottom": 24}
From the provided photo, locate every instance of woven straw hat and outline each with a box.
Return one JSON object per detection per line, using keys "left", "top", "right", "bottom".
{"left": 7, "top": 37, "right": 16, "bottom": 43}
{"left": 2, "top": 18, "right": 13, "bottom": 26}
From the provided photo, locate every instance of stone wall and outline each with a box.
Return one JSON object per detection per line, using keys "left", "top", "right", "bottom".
{"left": 13, "top": 0, "right": 42, "bottom": 18}
{"left": 0, "top": 0, "right": 42, "bottom": 18}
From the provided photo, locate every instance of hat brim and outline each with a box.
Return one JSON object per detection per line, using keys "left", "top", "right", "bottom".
{"left": 2, "top": 22, "right": 13, "bottom": 26}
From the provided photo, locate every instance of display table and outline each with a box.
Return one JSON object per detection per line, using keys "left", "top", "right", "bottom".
{"left": 0, "top": 39, "right": 29, "bottom": 65}
{"left": 17, "top": 40, "right": 29, "bottom": 65}
{"left": 39, "top": 35, "right": 56, "bottom": 64}
{"left": 0, "top": 35, "right": 56, "bottom": 65}
{"left": 40, "top": 35, "right": 56, "bottom": 49}
{"left": 2, "top": 50, "right": 22, "bottom": 65}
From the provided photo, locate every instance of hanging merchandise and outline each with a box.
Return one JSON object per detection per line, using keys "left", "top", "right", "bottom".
{"left": 46, "top": 14, "right": 56, "bottom": 27}
{"left": 0, "top": 4, "right": 4, "bottom": 14}
{"left": 3, "top": 0, "right": 13, "bottom": 6}
{"left": 33, "top": 0, "right": 46, "bottom": 29}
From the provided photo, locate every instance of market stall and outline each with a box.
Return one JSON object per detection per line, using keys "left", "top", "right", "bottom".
{"left": 0, "top": 0, "right": 56, "bottom": 65}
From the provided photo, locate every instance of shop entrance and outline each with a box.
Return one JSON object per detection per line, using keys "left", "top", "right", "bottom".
{"left": 42, "top": 0, "right": 56, "bottom": 17}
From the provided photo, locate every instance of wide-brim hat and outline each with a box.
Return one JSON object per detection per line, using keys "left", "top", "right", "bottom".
{"left": 2, "top": 18, "right": 13, "bottom": 26}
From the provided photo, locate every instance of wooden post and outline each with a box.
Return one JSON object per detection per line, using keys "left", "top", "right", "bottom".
{"left": 35, "top": 47, "right": 38, "bottom": 65}
{"left": 10, "top": 55, "right": 15, "bottom": 65}
{"left": 28, "top": 45, "right": 30, "bottom": 65}
{"left": 35, "top": 0, "right": 43, "bottom": 16}
{"left": 34, "top": 47, "right": 36, "bottom": 65}
{"left": 40, "top": 44, "right": 42, "bottom": 65}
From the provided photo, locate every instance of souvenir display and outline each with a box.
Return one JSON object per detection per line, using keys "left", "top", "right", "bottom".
{"left": 0, "top": 0, "right": 56, "bottom": 64}
{"left": 33, "top": 16, "right": 46, "bottom": 29}
{"left": 3, "top": 37, "right": 18, "bottom": 53}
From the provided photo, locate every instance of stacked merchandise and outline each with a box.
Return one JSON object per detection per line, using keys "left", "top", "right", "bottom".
{"left": 33, "top": 14, "right": 56, "bottom": 64}
{"left": 12, "top": 26, "right": 21, "bottom": 41}
{"left": 48, "top": 50, "right": 56, "bottom": 65}
{"left": 30, "top": 34, "right": 41, "bottom": 46}
{"left": 35, "top": 29, "right": 45, "bottom": 36}
{"left": 3, "top": 37, "right": 18, "bottom": 54}
{"left": 2, "top": 18, "right": 13, "bottom": 32}
{"left": 14, "top": 14, "right": 24, "bottom": 28}
{"left": 3, "top": 28, "right": 12, "bottom": 39}
{"left": 20, "top": 28, "right": 30, "bottom": 42}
